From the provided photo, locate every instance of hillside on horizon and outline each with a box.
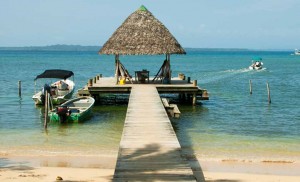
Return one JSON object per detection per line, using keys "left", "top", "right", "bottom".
{"left": 0, "top": 44, "right": 291, "bottom": 52}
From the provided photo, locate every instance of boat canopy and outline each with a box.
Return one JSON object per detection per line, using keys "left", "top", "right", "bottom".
{"left": 34, "top": 69, "right": 74, "bottom": 80}
{"left": 252, "top": 57, "right": 262, "bottom": 61}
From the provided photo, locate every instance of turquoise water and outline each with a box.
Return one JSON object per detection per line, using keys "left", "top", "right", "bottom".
{"left": 0, "top": 50, "right": 299, "bottom": 162}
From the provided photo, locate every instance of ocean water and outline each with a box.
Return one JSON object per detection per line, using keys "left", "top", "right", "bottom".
{"left": 0, "top": 50, "right": 299, "bottom": 162}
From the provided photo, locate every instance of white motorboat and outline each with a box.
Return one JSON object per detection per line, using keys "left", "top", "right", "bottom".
{"left": 32, "top": 69, "right": 75, "bottom": 105}
{"left": 249, "top": 57, "right": 263, "bottom": 70}
{"left": 294, "top": 49, "right": 300, "bottom": 55}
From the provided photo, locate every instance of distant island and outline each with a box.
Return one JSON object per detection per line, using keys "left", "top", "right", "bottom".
{"left": 0, "top": 44, "right": 290, "bottom": 52}
{"left": 0, "top": 45, "right": 101, "bottom": 51}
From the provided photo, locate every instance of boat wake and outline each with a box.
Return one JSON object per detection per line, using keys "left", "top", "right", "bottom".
{"left": 225, "top": 67, "right": 267, "bottom": 73}
{"left": 258, "top": 67, "right": 267, "bottom": 71}
{"left": 223, "top": 68, "right": 252, "bottom": 73}
{"left": 200, "top": 67, "right": 267, "bottom": 84}
{"left": 200, "top": 68, "right": 249, "bottom": 84}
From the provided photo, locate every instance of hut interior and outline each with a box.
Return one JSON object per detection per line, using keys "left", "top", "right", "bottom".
{"left": 153, "top": 55, "right": 171, "bottom": 83}
{"left": 114, "top": 55, "right": 133, "bottom": 84}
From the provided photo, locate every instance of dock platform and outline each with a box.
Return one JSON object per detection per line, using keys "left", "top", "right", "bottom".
{"left": 113, "top": 85, "right": 196, "bottom": 181}
{"left": 77, "top": 76, "right": 209, "bottom": 105}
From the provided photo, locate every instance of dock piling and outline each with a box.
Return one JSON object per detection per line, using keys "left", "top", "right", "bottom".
{"left": 192, "top": 93, "right": 197, "bottom": 106}
{"left": 193, "top": 80, "right": 197, "bottom": 86}
{"left": 88, "top": 79, "right": 93, "bottom": 87}
{"left": 18, "top": 80, "right": 22, "bottom": 97}
{"left": 44, "top": 91, "right": 48, "bottom": 129}
{"left": 192, "top": 80, "right": 198, "bottom": 105}
{"left": 187, "top": 77, "right": 191, "bottom": 83}
{"left": 249, "top": 80, "right": 252, "bottom": 95}
{"left": 267, "top": 82, "right": 271, "bottom": 104}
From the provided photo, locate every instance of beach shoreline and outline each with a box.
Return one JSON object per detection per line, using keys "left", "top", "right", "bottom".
{"left": 1, "top": 154, "right": 299, "bottom": 181}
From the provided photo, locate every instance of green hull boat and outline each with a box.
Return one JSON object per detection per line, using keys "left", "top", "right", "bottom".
{"left": 49, "top": 96, "right": 95, "bottom": 123}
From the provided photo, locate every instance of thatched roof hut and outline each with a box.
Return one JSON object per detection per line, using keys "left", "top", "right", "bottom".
{"left": 99, "top": 5, "right": 185, "bottom": 55}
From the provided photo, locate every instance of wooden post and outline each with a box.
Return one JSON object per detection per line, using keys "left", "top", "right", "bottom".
{"left": 192, "top": 93, "right": 197, "bottom": 106}
{"left": 193, "top": 80, "right": 197, "bottom": 86}
{"left": 267, "top": 82, "right": 271, "bottom": 104}
{"left": 187, "top": 77, "right": 191, "bottom": 83}
{"left": 97, "top": 75, "right": 100, "bottom": 80}
{"left": 44, "top": 91, "right": 48, "bottom": 129}
{"left": 18, "top": 80, "right": 21, "bottom": 97}
{"left": 115, "top": 55, "right": 120, "bottom": 84}
{"left": 167, "top": 54, "right": 171, "bottom": 82}
{"left": 249, "top": 80, "right": 252, "bottom": 95}
{"left": 49, "top": 93, "right": 53, "bottom": 111}
{"left": 88, "top": 78, "right": 93, "bottom": 87}
{"left": 93, "top": 77, "right": 97, "bottom": 84}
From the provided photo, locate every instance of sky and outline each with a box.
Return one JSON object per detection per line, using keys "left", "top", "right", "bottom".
{"left": 0, "top": 0, "right": 299, "bottom": 49}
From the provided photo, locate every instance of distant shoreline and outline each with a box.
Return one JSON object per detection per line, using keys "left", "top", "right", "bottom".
{"left": 0, "top": 45, "right": 101, "bottom": 52}
{"left": 0, "top": 44, "right": 293, "bottom": 52}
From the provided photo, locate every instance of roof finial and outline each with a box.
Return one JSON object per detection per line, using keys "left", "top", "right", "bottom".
{"left": 139, "top": 5, "right": 148, "bottom": 11}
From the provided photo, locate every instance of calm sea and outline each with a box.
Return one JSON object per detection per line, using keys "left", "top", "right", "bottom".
{"left": 0, "top": 50, "right": 299, "bottom": 162}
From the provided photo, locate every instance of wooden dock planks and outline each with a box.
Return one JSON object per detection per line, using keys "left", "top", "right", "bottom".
{"left": 113, "top": 85, "right": 196, "bottom": 181}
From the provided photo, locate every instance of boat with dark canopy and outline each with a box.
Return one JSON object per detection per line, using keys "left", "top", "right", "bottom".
{"left": 32, "top": 69, "right": 75, "bottom": 105}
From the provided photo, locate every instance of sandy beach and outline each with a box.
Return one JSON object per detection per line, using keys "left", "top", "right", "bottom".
{"left": 1, "top": 155, "right": 299, "bottom": 182}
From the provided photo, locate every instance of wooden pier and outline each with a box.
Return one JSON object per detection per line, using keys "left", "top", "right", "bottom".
{"left": 113, "top": 85, "right": 196, "bottom": 181}
{"left": 92, "top": 5, "right": 208, "bottom": 180}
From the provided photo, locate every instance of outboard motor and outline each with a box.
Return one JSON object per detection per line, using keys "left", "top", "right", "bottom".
{"left": 41, "top": 84, "right": 51, "bottom": 104}
{"left": 56, "top": 106, "right": 69, "bottom": 122}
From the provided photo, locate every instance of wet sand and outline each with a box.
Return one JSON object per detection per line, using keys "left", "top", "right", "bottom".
{"left": 1, "top": 155, "right": 299, "bottom": 181}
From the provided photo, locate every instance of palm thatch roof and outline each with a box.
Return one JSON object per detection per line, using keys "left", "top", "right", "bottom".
{"left": 99, "top": 5, "right": 186, "bottom": 55}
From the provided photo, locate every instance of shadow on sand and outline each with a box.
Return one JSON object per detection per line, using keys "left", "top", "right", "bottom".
{"left": 113, "top": 143, "right": 204, "bottom": 181}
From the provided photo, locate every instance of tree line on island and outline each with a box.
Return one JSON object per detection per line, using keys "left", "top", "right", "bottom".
{"left": 0, "top": 44, "right": 251, "bottom": 52}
